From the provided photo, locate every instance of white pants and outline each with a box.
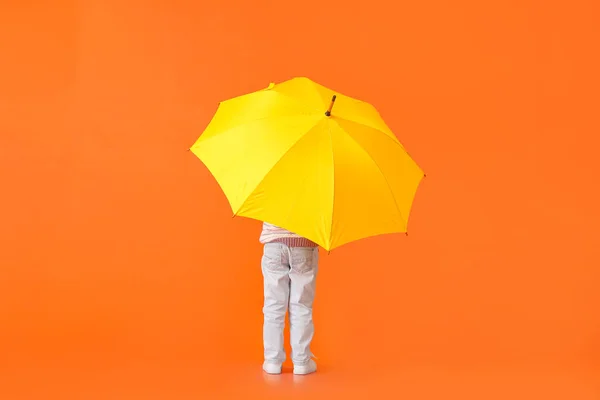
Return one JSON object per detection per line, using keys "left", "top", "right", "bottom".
{"left": 261, "top": 242, "right": 319, "bottom": 366}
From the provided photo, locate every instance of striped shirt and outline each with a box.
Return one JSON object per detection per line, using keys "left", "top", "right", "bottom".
{"left": 259, "top": 222, "right": 318, "bottom": 248}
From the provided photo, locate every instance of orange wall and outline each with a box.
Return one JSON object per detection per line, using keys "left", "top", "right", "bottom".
{"left": 1, "top": 0, "right": 599, "bottom": 370}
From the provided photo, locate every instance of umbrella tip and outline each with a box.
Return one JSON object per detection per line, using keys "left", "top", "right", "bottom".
{"left": 325, "top": 95, "right": 337, "bottom": 117}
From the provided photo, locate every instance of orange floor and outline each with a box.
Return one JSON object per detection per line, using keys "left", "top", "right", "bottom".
{"left": 1, "top": 361, "right": 598, "bottom": 399}
{"left": 1, "top": 1, "right": 599, "bottom": 399}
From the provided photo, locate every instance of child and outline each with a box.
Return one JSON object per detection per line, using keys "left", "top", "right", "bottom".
{"left": 259, "top": 222, "right": 319, "bottom": 375}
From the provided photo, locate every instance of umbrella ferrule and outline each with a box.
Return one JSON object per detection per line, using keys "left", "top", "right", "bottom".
{"left": 325, "top": 95, "right": 337, "bottom": 116}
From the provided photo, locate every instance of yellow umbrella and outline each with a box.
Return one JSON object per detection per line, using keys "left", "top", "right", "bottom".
{"left": 190, "top": 77, "right": 424, "bottom": 251}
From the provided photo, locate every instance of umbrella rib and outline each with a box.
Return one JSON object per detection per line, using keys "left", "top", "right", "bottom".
{"left": 194, "top": 90, "right": 323, "bottom": 146}
{"left": 195, "top": 113, "right": 316, "bottom": 146}
{"left": 306, "top": 78, "right": 334, "bottom": 110}
{"left": 333, "top": 121, "right": 409, "bottom": 231}
{"left": 327, "top": 120, "right": 335, "bottom": 251}
{"left": 195, "top": 87, "right": 328, "bottom": 147}
{"left": 333, "top": 116, "right": 407, "bottom": 151}
{"left": 234, "top": 118, "right": 324, "bottom": 217}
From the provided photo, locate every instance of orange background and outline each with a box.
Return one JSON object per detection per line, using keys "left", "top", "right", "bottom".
{"left": 1, "top": 0, "right": 599, "bottom": 398}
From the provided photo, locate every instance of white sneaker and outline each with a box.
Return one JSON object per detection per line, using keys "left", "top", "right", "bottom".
{"left": 262, "top": 361, "right": 282, "bottom": 375}
{"left": 293, "top": 359, "right": 317, "bottom": 375}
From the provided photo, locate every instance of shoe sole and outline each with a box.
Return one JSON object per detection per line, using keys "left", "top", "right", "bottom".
{"left": 263, "top": 365, "right": 282, "bottom": 375}
{"left": 264, "top": 370, "right": 282, "bottom": 375}
{"left": 293, "top": 368, "right": 317, "bottom": 375}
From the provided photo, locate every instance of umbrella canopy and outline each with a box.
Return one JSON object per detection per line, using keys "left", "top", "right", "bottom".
{"left": 190, "top": 77, "right": 424, "bottom": 251}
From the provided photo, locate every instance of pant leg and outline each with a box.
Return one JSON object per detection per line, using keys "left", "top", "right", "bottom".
{"left": 261, "top": 243, "right": 290, "bottom": 364}
{"left": 288, "top": 247, "right": 319, "bottom": 365}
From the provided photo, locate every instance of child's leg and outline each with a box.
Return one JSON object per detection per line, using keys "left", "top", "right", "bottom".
{"left": 261, "top": 243, "right": 290, "bottom": 365}
{"left": 288, "top": 247, "right": 319, "bottom": 367}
